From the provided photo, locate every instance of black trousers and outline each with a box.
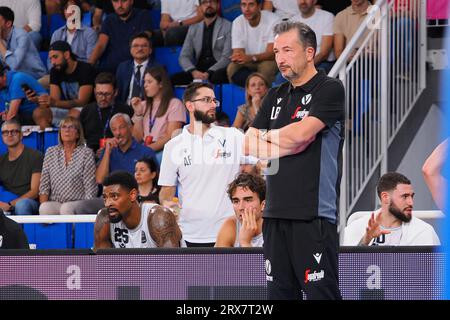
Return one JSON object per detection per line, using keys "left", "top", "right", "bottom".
{"left": 263, "top": 218, "right": 342, "bottom": 300}
{"left": 171, "top": 68, "right": 229, "bottom": 86}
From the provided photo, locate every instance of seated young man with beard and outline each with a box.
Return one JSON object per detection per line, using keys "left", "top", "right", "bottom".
{"left": 94, "top": 171, "right": 184, "bottom": 249}
{"left": 343, "top": 172, "right": 440, "bottom": 246}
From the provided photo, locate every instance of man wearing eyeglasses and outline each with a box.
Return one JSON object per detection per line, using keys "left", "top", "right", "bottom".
{"left": 79, "top": 72, "right": 133, "bottom": 153}
{"left": 115, "top": 32, "right": 160, "bottom": 105}
{"left": 158, "top": 82, "right": 257, "bottom": 247}
{"left": 0, "top": 119, "right": 43, "bottom": 215}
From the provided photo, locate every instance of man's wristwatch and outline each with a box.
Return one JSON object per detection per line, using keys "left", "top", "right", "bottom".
{"left": 7, "top": 202, "right": 14, "bottom": 211}
{"left": 252, "top": 55, "right": 258, "bottom": 62}
{"left": 178, "top": 20, "right": 183, "bottom": 26}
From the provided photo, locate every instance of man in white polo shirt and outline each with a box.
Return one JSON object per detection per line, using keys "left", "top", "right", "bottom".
{"left": 290, "top": 0, "right": 335, "bottom": 73}
{"left": 159, "top": 82, "right": 250, "bottom": 247}
{"left": 227, "top": 0, "right": 281, "bottom": 87}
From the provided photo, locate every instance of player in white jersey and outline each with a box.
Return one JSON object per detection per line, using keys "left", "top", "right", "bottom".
{"left": 215, "top": 172, "right": 265, "bottom": 247}
{"left": 343, "top": 172, "right": 440, "bottom": 246}
{"left": 94, "top": 171, "right": 184, "bottom": 249}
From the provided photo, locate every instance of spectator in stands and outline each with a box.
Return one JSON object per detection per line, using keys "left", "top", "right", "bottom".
{"left": 79, "top": 72, "right": 133, "bottom": 153}
{"left": 0, "top": 119, "right": 43, "bottom": 216}
{"left": 0, "top": 6, "right": 47, "bottom": 80}
{"left": 215, "top": 172, "right": 265, "bottom": 247}
{"left": 290, "top": 0, "right": 335, "bottom": 73}
{"left": 171, "top": 0, "right": 231, "bottom": 86}
{"left": 0, "top": 0, "right": 42, "bottom": 50}
{"left": 158, "top": 0, "right": 203, "bottom": 47}
{"left": 131, "top": 66, "right": 185, "bottom": 163}
{"left": 334, "top": 0, "right": 372, "bottom": 60}
{"left": 39, "top": 116, "right": 103, "bottom": 215}
{"left": 32, "top": 105, "right": 54, "bottom": 130}
{"left": 0, "top": 208, "right": 29, "bottom": 248}
{"left": 343, "top": 172, "right": 441, "bottom": 246}
{"left": 232, "top": 72, "right": 269, "bottom": 131}
{"left": 46, "top": 40, "right": 96, "bottom": 125}
{"left": 96, "top": 113, "right": 156, "bottom": 184}
{"left": 88, "top": 0, "right": 153, "bottom": 73}
{"left": 0, "top": 64, "right": 47, "bottom": 125}
{"left": 422, "top": 139, "right": 448, "bottom": 211}
{"left": 262, "top": 0, "right": 299, "bottom": 20}
{"left": 94, "top": 171, "right": 183, "bottom": 248}
{"left": 44, "top": 0, "right": 62, "bottom": 16}
{"left": 116, "top": 32, "right": 159, "bottom": 105}
{"left": 227, "top": 0, "right": 280, "bottom": 87}
{"left": 159, "top": 82, "right": 254, "bottom": 247}
{"left": 92, "top": 0, "right": 150, "bottom": 32}
{"left": 48, "top": 0, "right": 98, "bottom": 70}
{"left": 135, "top": 157, "right": 160, "bottom": 204}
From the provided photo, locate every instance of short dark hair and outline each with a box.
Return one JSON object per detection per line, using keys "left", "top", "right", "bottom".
{"left": 103, "top": 171, "right": 138, "bottom": 191}
{"left": 0, "top": 6, "right": 14, "bottom": 23}
{"left": 95, "top": 72, "right": 116, "bottom": 89}
{"left": 273, "top": 21, "right": 317, "bottom": 54}
{"left": 377, "top": 172, "right": 411, "bottom": 198}
{"left": 240, "top": 0, "right": 262, "bottom": 4}
{"left": 60, "top": 0, "right": 82, "bottom": 11}
{"left": 227, "top": 173, "right": 266, "bottom": 202}
{"left": 182, "top": 82, "right": 214, "bottom": 104}
{"left": 129, "top": 32, "right": 152, "bottom": 48}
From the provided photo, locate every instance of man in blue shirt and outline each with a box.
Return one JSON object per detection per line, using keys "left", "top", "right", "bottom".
{"left": 89, "top": 0, "right": 153, "bottom": 73}
{"left": 96, "top": 113, "right": 156, "bottom": 184}
{"left": 0, "top": 64, "right": 47, "bottom": 125}
{"left": 0, "top": 6, "right": 47, "bottom": 80}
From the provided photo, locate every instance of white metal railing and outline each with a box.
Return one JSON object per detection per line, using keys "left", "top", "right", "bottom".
{"left": 8, "top": 214, "right": 97, "bottom": 224}
{"left": 329, "top": 0, "right": 427, "bottom": 238}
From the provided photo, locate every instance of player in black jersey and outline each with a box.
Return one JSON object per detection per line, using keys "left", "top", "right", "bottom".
{"left": 244, "top": 21, "right": 344, "bottom": 299}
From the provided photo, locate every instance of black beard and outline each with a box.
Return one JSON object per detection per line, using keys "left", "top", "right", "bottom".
{"left": 194, "top": 109, "right": 216, "bottom": 124}
{"left": 389, "top": 202, "right": 412, "bottom": 223}
{"left": 204, "top": 10, "right": 217, "bottom": 18}
{"left": 57, "top": 59, "right": 68, "bottom": 72}
{"left": 108, "top": 209, "right": 123, "bottom": 224}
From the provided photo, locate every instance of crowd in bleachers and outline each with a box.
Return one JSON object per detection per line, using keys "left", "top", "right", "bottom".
{"left": 1, "top": 0, "right": 435, "bottom": 250}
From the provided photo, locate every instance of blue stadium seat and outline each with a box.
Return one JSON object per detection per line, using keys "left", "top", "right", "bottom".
{"left": 49, "top": 14, "right": 65, "bottom": 38}
{"left": 149, "top": 9, "right": 161, "bottom": 31}
{"left": 40, "top": 14, "right": 49, "bottom": 40}
{"left": 74, "top": 223, "right": 94, "bottom": 249}
{"left": 81, "top": 11, "right": 92, "bottom": 27}
{"left": 43, "top": 130, "right": 59, "bottom": 153}
{"left": 154, "top": 46, "right": 183, "bottom": 76}
{"left": 221, "top": 0, "right": 242, "bottom": 21}
{"left": 24, "top": 223, "right": 73, "bottom": 249}
{"left": 221, "top": 84, "right": 245, "bottom": 123}
{"left": 22, "top": 131, "right": 41, "bottom": 150}
{"left": 39, "top": 51, "right": 49, "bottom": 71}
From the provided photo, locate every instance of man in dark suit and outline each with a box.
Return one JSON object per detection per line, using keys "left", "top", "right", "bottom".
{"left": 170, "top": 0, "right": 231, "bottom": 85}
{"left": 115, "top": 32, "right": 159, "bottom": 105}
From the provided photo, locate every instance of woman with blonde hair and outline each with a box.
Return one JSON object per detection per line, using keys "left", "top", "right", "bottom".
{"left": 38, "top": 116, "right": 103, "bottom": 215}
{"left": 232, "top": 73, "right": 269, "bottom": 131}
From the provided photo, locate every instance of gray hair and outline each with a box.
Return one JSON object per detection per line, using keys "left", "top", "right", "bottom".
{"left": 110, "top": 113, "right": 132, "bottom": 127}
{"left": 273, "top": 21, "right": 317, "bottom": 54}
{"left": 1, "top": 118, "right": 21, "bottom": 131}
